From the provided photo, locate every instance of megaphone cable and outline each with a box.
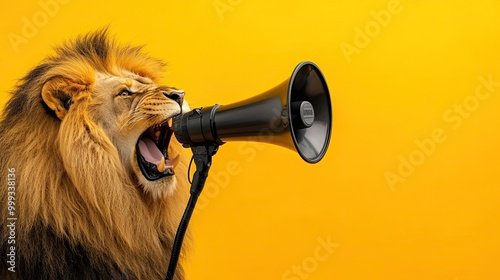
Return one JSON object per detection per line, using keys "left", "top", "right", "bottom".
{"left": 165, "top": 144, "right": 219, "bottom": 280}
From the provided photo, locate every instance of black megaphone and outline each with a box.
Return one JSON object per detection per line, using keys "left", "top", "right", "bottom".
{"left": 172, "top": 61, "right": 332, "bottom": 163}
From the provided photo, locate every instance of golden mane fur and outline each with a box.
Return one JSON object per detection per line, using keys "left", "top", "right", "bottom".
{"left": 0, "top": 29, "right": 189, "bottom": 279}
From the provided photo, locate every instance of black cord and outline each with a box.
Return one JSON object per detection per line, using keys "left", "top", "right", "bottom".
{"left": 165, "top": 193, "right": 199, "bottom": 280}
{"left": 165, "top": 145, "right": 218, "bottom": 280}
{"left": 187, "top": 155, "right": 194, "bottom": 184}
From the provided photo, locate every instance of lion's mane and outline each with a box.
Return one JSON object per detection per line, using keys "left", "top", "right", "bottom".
{"left": 0, "top": 30, "right": 189, "bottom": 279}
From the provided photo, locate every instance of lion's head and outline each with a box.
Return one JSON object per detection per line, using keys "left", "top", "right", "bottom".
{"left": 41, "top": 31, "right": 191, "bottom": 199}
{"left": 0, "top": 30, "right": 190, "bottom": 279}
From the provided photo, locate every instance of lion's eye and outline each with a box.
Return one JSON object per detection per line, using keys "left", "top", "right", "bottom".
{"left": 118, "top": 89, "right": 133, "bottom": 97}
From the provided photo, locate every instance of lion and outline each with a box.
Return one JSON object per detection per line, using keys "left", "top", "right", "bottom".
{"left": 0, "top": 29, "right": 191, "bottom": 279}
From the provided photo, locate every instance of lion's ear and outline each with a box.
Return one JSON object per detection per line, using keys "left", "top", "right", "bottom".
{"left": 42, "top": 77, "right": 85, "bottom": 120}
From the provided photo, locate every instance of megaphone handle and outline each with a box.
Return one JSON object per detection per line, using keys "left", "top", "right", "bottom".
{"left": 165, "top": 145, "right": 218, "bottom": 280}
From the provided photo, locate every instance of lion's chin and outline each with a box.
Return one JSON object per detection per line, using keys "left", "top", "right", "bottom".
{"left": 138, "top": 175, "right": 178, "bottom": 199}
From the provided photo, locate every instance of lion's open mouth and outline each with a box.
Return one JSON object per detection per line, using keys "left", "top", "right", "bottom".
{"left": 136, "top": 118, "right": 180, "bottom": 181}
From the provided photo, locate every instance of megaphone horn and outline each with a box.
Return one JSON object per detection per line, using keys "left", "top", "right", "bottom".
{"left": 173, "top": 61, "right": 333, "bottom": 163}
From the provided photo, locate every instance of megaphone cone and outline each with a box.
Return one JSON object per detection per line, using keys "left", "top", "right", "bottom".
{"left": 173, "top": 61, "right": 332, "bottom": 163}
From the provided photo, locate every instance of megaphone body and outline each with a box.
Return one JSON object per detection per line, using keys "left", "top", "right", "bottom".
{"left": 173, "top": 61, "right": 332, "bottom": 163}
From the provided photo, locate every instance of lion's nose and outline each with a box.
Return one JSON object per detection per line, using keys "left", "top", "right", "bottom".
{"left": 163, "top": 90, "right": 185, "bottom": 107}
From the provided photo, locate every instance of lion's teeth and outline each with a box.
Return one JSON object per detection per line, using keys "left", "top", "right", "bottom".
{"left": 165, "top": 154, "right": 180, "bottom": 168}
{"left": 155, "top": 131, "right": 161, "bottom": 139}
{"left": 167, "top": 118, "right": 173, "bottom": 127}
{"left": 157, "top": 156, "right": 166, "bottom": 172}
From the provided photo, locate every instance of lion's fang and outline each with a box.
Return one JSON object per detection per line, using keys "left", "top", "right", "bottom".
{"left": 157, "top": 156, "right": 166, "bottom": 172}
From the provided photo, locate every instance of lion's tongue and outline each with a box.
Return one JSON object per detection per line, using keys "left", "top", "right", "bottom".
{"left": 138, "top": 138, "right": 180, "bottom": 172}
{"left": 138, "top": 138, "right": 163, "bottom": 165}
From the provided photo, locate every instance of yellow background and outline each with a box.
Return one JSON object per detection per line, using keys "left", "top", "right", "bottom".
{"left": 2, "top": 1, "right": 500, "bottom": 279}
